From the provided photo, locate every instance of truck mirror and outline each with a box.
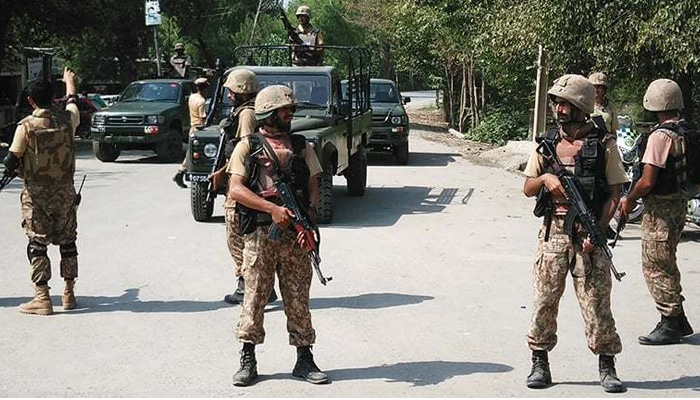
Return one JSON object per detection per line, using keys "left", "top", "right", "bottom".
{"left": 403, "top": 96, "right": 411, "bottom": 104}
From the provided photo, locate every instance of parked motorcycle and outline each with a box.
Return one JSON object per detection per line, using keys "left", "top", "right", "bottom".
{"left": 615, "top": 115, "right": 645, "bottom": 223}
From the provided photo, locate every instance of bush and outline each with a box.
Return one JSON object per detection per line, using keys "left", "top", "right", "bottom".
{"left": 467, "top": 105, "right": 529, "bottom": 145}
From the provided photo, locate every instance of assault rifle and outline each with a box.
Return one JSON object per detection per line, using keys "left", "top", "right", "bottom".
{"left": 0, "top": 169, "right": 17, "bottom": 193}
{"left": 609, "top": 214, "right": 627, "bottom": 249}
{"left": 267, "top": 179, "right": 331, "bottom": 286}
{"left": 205, "top": 59, "right": 226, "bottom": 205}
{"left": 278, "top": 7, "right": 304, "bottom": 45}
{"left": 537, "top": 137, "right": 626, "bottom": 282}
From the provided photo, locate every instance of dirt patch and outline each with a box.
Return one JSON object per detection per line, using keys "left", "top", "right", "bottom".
{"left": 408, "top": 107, "right": 494, "bottom": 163}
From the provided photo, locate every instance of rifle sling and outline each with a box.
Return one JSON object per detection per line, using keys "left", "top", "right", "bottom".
{"left": 253, "top": 132, "right": 285, "bottom": 180}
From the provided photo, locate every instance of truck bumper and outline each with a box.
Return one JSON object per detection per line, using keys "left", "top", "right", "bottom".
{"left": 91, "top": 125, "right": 163, "bottom": 144}
{"left": 368, "top": 125, "right": 409, "bottom": 148}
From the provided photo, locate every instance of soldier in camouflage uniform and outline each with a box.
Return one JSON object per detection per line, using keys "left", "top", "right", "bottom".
{"left": 588, "top": 72, "right": 619, "bottom": 134}
{"left": 620, "top": 79, "right": 694, "bottom": 345}
{"left": 3, "top": 68, "right": 81, "bottom": 315}
{"left": 227, "top": 85, "right": 328, "bottom": 387}
{"left": 290, "top": 6, "right": 325, "bottom": 67}
{"left": 522, "top": 74, "right": 628, "bottom": 393}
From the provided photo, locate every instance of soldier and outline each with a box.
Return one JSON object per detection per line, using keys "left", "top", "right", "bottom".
{"left": 620, "top": 79, "right": 695, "bottom": 345}
{"left": 522, "top": 75, "right": 628, "bottom": 393}
{"left": 173, "top": 77, "right": 210, "bottom": 188}
{"left": 290, "top": 6, "right": 325, "bottom": 66}
{"left": 211, "top": 69, "right": 277, "bottom": 305}
{"left": 170, "top": 43, "right": 191, "bottom": 78}
{"left": 227, "top": 85, "right": 328, "bottom": 387}
{"left": 589, "top": 72, "right": 619, "bottom": 134}
{"left": 3, "top": 68, "right": 81, "bottom": 315}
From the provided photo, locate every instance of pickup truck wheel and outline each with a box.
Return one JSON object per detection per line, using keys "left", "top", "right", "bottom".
{"left": 191, "top": 181, "right": 214, "bottom": 222}
{"left": 346, "top": 146, "right": 367, "bottom": 196}
{"left": 317, "top": 167, "right": 334, "bottom": 224}
{"left": 394, "top": 143, "right": 409, "bottom": 165}
{"left": 92, "top": 140, "right": 120, "bottom": 162}
{"left": 156, "top": 131, "right": 184, "bottom": 163}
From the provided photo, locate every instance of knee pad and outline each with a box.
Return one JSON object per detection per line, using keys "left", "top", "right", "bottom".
{"left": 60, "top": 242, "right": 78, "bottom": 258}
{"left": 27, "top": 241, "right": 48, "bottom": 262}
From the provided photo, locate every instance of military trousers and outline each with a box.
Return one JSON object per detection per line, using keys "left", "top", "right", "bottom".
{"left": 528, "top": 216, "right": 622, "bottom": 355}
{"left": 225, "top": 207, "right": 245, "bottom": 277}
{"left": 641, "top": 195, "right": 687, "bottom": 317}
{"left": 236, "top": 226, "right": 315, "bottom": 347}
{"left": 21, "top": 185, "right": 78, "bottom": 284}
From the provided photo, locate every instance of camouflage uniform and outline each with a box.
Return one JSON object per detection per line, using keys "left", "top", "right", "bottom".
{"left": 225, "top": 208, "right": 244, "bottom": 275}
{"left": 13, "top": 108, "right": 79, "bottom": 284}
{"left": 641, "top": 195, "right": 687, "bottom": 317}
{"left": 237, "top": 226, "right": 315, "bottom": 346}
{"left": 528, "top": 217, "right": 622, "bottom": 355}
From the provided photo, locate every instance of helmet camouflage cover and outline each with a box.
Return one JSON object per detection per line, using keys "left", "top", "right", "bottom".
{"left": 548, "top": 74, "right": 595, "bottom": 114}
{"left": 588, "top": 72, "right": 609, "bottom": 88}
{"left": 643, "top": 78, "right": 684, "bottom": 112}
{"left": 224, "top": 69, "right": 259, "bottom": 94}
{"left": 255, "top": 85, "right": 297, "bottom": 120}
{"left": 174, "top": 42, "right": 185, "bottom": 51}
{"left": 296, "top": 5, "right": 311, "bottom": 17}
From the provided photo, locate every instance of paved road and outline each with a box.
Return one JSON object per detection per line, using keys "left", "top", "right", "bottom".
{"left": 0, "top": 128, "right": 698, "bottom": 397}
{"left": 401, "top": 90, "right": 438, "bottom": 111}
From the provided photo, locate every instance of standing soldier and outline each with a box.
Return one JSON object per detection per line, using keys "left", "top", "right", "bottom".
{"left": 589, "top": 72, "right": 620, "bottom": 134}
{"left": 522, "top": 75, "right": 628, "bottom": 393}
{"left": 170, "top": 43, "right": 191, "bottom": 78}
{"left": 620, "top": 79, "right": 695, "bottom": 345}
{"left": 227, "top": 85, "right": 328, "bottom": 387}
{"left": 290, "top": 6, "right": 325, "bottom": 66}
{"left": 3, "top": 68, "right": 81, "bottom": 315}
{"left": 173, "top": 77, "right": 209, "bottom": 188}
{"left": 208, "top": 68, "right": 277, "bottom": 305}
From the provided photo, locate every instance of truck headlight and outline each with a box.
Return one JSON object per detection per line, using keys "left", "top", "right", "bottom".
{"left": 147, "top": 115, "right": 164, "bottom": 124}
{"left": 93, "top": 114, "right": 105, "bottom": 125}
{"left": 203, "top": 143, "right": 218, "bottom": 158}
{"left": 391, "top": 116, "right": 403, "bottom": 125}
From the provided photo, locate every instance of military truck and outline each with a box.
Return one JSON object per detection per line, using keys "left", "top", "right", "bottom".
{"left": 365, "top": 78, "right": 411, "bottom": 164}
{"left": 90, "top": 79, "right": 193, "bottom": 162}
{"left": 187, "top": 45, "right": 372, "bottom": 223}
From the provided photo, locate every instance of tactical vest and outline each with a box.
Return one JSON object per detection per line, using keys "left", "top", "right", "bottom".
{"left": 635, "top": 120, "right": 700, "bottom": 197}
{"left": 235, "top": 132, "right": 311, "bottom": 235}
{"left": 541, "top": 123, "right": 610, "bottom": 217}
{"left": 21, "top": 108, "right": 75, "bottom": 189}
{"left": 223, "top": 99, "right": 256, "bottom": 159}
{"left": 291, "top": 27, "right": 322, "bottom": 66}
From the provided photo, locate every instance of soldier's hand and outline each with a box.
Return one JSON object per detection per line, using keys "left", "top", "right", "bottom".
{"left": 582, "top": 236, "right": 595, "bottom": 254}
{"left": 271, "top": 206, "right": 294, "bottom": 229}
{"left": 619, "top": 196, "right": 631, "bottom": 220}
{"left": 63, "top": 67, "right": 76, "bottom": 84}
{"left": 541, "top": 173, "right": 568, "bottom": 200}
{"left": 208, "top": 169, "right": 225, "bottom": 190}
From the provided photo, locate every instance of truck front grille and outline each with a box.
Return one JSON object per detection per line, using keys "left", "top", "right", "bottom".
{"left": 107, "top": 116, "right": 143, "bottom": 124}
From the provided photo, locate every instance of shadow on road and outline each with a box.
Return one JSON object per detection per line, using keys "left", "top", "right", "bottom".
{"left": 266, "top": 293, "right": 433, "bottom": 313}
{"left": 260, "top": 360, "right": 512, "bottom": 386}
{"left": 559, "top": 375, "right": 700, "bottom": 391}
{"left": 332, "top": 185, "right": 460, "bottom": 228}
{"left": 367, "top": 151, "right": 459, "bottom": 167}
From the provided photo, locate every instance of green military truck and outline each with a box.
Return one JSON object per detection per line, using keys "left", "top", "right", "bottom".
{"left": 187, "top": 46, "right": 372, "bottom": 223}
{"left": 90, "top": 79, "right": 193, "bottom": 162}
{"left": 366, "top": 78, "right": 411, "bottom": 164}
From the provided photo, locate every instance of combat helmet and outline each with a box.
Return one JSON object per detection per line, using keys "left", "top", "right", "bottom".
{"left": 548, "top": 74, "right": 595, "bottom": 114}
{"left": 643, "top": 79, "right": 684, "bottom": 112}
{"left": 224, "top": 69, "right": 259, "bottom": 94}
{"left": 588, "top": 72, "right": 609, "bottom": 88}
{"left": 174, "top": 42, "right": 185, "bottom": 51}
{"left": 296, "top": 5, "right": 311, "bottom": 17}
{"left": 255, "top": 85, "right": 297, "bottom": 121}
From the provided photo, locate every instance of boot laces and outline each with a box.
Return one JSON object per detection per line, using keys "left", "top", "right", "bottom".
{"left": 240, "top": 351, "right": 255, "bottom": 368}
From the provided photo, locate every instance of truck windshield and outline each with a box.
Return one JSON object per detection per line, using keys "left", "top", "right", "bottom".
{"left": 258, "top": 75, "right": 330, "bottom": 109}
{"left": 369, "top": 82, "right": 399, "bottom": 104}
{"left": 121, "top": 82, "right": 181, "bottom": 103}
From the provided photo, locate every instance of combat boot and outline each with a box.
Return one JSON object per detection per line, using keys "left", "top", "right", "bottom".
{"left": 62, "top": 279, "right": 76, "bottom": 310}
{"left": 19, "top": 285, "right": 53, "bottom": 316}
{"left": 292, "top": 346, "right": 330, "bottom": 384}
{"left": 599, "top": 355, "right": 625, "bottom": 393}
{"left": 526, "top": 350, "right": 552, "bottom": 388}
{"left": 172, "top": 170, "right": 186, "bottom": 188}
{"left": 224, "top": 277, "right": 246, "bottom": 305}
{"left": 232, "top": 343, "right": 258, "bottom": 387}
{"left": 678, "top": 311, "right": 694, "bottom": 337}
{"left": 638, "top": 316, "right": 682, "bottom": 345}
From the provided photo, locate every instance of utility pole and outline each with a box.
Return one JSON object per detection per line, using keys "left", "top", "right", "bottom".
{"left": 532, "top": 45, "right": 548, "bottom": 141}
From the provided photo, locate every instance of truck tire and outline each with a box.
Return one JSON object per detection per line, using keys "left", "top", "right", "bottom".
{"left": 156, "top": 130, "right": 184, "bottom": 163}
{"left": 191, "top": 181, "right": 214, "bottom": 222}
{"left": 346, "top": 146, "right": 367, "bottom": 196}
{"left": 93, "top": 140, "right": 120, "bottom": 162}
{"left": 317, "top": 166, "right": 334, "bottom": 224}
{"left": 394, "top": 143, "right": 409, "bottom": 165}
